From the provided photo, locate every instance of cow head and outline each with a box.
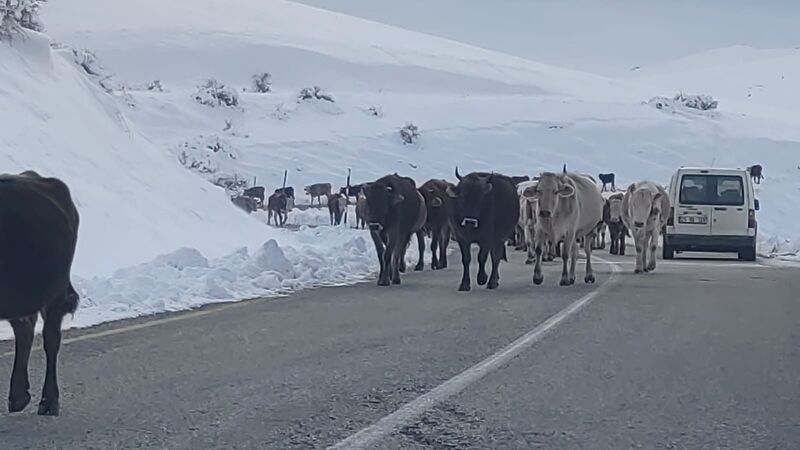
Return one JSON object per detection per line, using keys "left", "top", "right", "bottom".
{"left": 607, "top": 195, "right": 624, "bottom": 223}
{"left": 447, "top": 169, "right": 492, "bottom": 229}
{"left": 522, "top": 172, "right": 575, "bottom": 220}
{"left": 362, "top": 181, "right": 404, "bottom": 231}
{"left": 627, "top": 184, "right": 664, "bottom": 230}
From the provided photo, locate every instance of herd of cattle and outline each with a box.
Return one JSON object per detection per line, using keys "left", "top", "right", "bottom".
{"left": 227, "top": 167, "right": 675, "bottom": 290}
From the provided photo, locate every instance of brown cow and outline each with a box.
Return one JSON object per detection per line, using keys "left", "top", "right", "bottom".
{"left": 267, "top": 192, "right": 288, "bottom": 227}
{"left": 328, "top": 192, "right": 347, "bottom": 225}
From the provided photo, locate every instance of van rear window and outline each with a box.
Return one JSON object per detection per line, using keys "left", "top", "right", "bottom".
{"left": 679, "top": 175, "right": 744, "bottom": 206}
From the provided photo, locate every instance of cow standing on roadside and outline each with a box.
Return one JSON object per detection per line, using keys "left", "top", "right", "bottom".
{"left": 267, "top": 192, "right": 288, "bottom": 227}
{"left": 598, "top": 173, "right": 616, "bottom": 192}
{"left": 622, "top": 181, "right": 670, "bottom": 273}
{"left": 747, "top": 164, "right": 763, "bottom": 184}
{"left": 243, "top": 186, "right": 266, "bottom": 209}
{"left": 1, "top": 171, "right": 80, "bottom": 416}
{"left": 363, "top": 174, "right": 427, "bottom": 286}
{"left": 522, "top": 170, "right": 604, "bottom": 286}
{"left": 419, "top": 179, "right": 454, "bottom": 270}
{"left": 447, "top": 169, "right": 519, "bottom": 291}
{"left": 304, "top": 183, "right": 332, "bottom": 206}
{"left": 327, "top": 192, "right": 347, "bottom": 225}
{"left": 604, "top": 193, "right": 628, "bottom": 255}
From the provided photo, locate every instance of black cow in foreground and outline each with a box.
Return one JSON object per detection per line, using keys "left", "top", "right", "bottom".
{"left": 598, "top": 173, "right": 616, "bottom": 192}
{"left": 748, "top": 164, "right": 763, "bottom": 184}
{"left": 0, "top": 171, "right": 80, "bottom": 416}
{"left": 447, "top": 169, "right": 520, "bottom": 291}
{"left": 419, "top": 179, "right": 455, "bottom": 270}
{"left": 363, "top": 174, "right": 427, "bottom": 286}
{"left": 243, "top": 186, "right": 266, "bottom": 208}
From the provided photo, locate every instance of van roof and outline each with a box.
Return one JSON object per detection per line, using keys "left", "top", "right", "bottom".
{"left": 676, "top": 167, "right": 748, "bottom": 176}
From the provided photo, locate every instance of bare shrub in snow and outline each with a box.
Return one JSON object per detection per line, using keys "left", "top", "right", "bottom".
{"left": 399, "top": 122, "right": 420, "bottom": 145}
{"left": 213, "top": 174, "right": 248, "bottom": 194}
{"left": 367, "top": 106, "right": 383, "bottom": 118}
{"left": 147, "top": 80, "right": 164, "bottom": 92}
{"left": 176, "top": 135, "right": 239, "bottom": 178}
{"left": 250, "top": 72, "right": 272, "bottom": 93}
{"left": 195, "top": 79, "right": 240, "bottom": 108}
{"left": 0, "top": 0, "right": 45, "bottom": 38}
{"left": 647, "top": 93, "right": 719, "bottom": 111}
{"left": 298, "top": 86, "right": 334, "bottom": 103}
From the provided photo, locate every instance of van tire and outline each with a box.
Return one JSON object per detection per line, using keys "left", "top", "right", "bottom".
{"left": 738, "top": 246, "right": 756, "bottom": 262}
{"left": 662, "top": 244, "right": 675, "bottom": 260}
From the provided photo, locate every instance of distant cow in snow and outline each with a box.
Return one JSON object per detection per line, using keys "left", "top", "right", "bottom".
{"left": 355, "top": 193, "right": 369, "bottom": 229}
{"left": 1, "top": 170, "right": 80, "bottom": 416}
{"left": 267, "top": 192, "right": 288, "bottom": 227}
{"left": 622, "top": 181, "right": 670, "bottom": 273}
{"left": 419, "top": 179, "right": 455, "bottom": 270}
{"left": 340, "top": 184, "right": 364, "bottom": 198}
{"left": 522, "top": 170, "right": 604, "bottom": 286}
{"left": 304, "top": 183, "right": 332, "bottom": 206}
{"left": 747, "top": 164, "right": 763, "bottom": 184}
{"left": 327, "top": 192, "right": 347, "bottom": 225}
{"left": 598, "top": 173, "right": 616, "bottom": 192}
{"left": 363, "top": 174, "right": 427, "bottom": 285}
{"left": 243, "top": 186, "right": 266, "bottom": 208}
{"left": 448, "top": 169, "right": 519, "bottom": 291}
{"left": 231, "top": 195, "right": 257, "bottom": 214}
{"left": 604, "top": 193, "right": 628, "bottom": 255}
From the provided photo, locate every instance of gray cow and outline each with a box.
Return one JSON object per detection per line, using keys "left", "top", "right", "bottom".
{"left": 621, "top": 181, "right": 670, "bottom": 274}
{"left": 304, "top": 183, "right": 332, "bottom": 206}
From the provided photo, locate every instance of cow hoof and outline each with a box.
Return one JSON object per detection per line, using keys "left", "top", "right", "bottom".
{"left": 569, "top": 278, "right": 576, "bottom": 285}
{"left": 414, "top": 263, "right": 424, "bottom": 272}
{"left": 392, "top": 278, "right": 401, "bottom": 285}
{"left": 458, "top": 284, "right": 471, "bottom": 292}
{"left": 533, "top": 274, "right": 544, "bottom": 285}
{"left": 585, "top": 274, "right": 596, "bottom": 284}
{"left": 37, "top": 399, "right": 59, "bottom": 416}
{"left": 8, "top": 392, "right": 31, "bottom": 413}
{"left": 634, "top": 268, "right": 643, "bottom": 274}
{"left": 487, "top": 280, "right": 499, "bottom": 290}
{"left": 377, "top": 279, "right": 391, "bottom": 286}
{"left": 525, "top": 257, "right": 534, "bottom": 265}
{"left": 477, "top": 273, "right": 488, "bottom": 286}
{"left": 559, "top": 278, "right": 571, "bottom": 286}
{"left": 647, "top": 263, "right": 656, "bottom": 272}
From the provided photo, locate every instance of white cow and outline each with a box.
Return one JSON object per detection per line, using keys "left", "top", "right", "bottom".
{"left": 622, "top": 181, "right": 671, "bottom": 273}
{"left": 517, "top": 180, "right": 539, "bottom": 264}
{"left": 522, "top": 171, "right": 604, "bottom": 286}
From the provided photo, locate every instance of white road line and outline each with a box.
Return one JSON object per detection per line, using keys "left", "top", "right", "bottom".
{"left": 328, "top": 259, "right": 621, "bottom": 450}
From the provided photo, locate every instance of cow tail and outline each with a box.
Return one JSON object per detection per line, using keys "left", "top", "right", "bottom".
{"left": 502, "top": 245, "right": 508, "bottom": 261}
{"left": 58, "top": 281, "right": 80, "bottom": 316}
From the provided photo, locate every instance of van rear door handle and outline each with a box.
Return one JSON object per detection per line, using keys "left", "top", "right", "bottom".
{"left": 714, "top": 207, "right": 727, "bottom": 211}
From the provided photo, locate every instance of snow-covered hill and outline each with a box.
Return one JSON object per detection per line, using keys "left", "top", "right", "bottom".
{"left": 2, "top": 0, "right": 798, "bottom": 337}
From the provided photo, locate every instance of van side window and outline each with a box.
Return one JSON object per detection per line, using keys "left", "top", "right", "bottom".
{"left": 680, "top": 175, "right": 744, "bottom": 206}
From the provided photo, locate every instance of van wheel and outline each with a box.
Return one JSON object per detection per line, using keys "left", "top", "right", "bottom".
{"left": 738, "top": 246, "right": 756, "bottom": 262}
{"left": 662, "top": 245, "right": 675, "bottom": 260}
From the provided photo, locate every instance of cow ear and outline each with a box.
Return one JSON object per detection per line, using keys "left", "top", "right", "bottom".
{"left": 557, "top": 183, "right": 575, "bottom": 198}
{"left": 522, "top": 186, "right": 539, "bottom": 199}
{"left": 446, "top": 185, "right": 458, "bottom": 198}
{"left": 653, "top": 192, "right": 663, "bottom": 202}
{"left": 627, "top": 183, "right": 636, "bottom": 193}
{"left": 483, "top": 183, "right": 493, "bottom": 194}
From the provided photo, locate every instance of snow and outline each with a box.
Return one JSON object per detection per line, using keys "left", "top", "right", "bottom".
{"left": 3, "top": 0, "right": 800, "bottom": 339}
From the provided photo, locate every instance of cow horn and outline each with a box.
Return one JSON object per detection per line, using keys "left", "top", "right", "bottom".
{"left": 455, "top": 166, "right": 462, "bottom": 181}
{"left": 562, "top": 164, "right": 567, "bottom": 174}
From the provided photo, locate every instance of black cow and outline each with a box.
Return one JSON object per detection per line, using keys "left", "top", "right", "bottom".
{"left": 419, "top": 179, "right": 454, "bottom": 270}
{"left": 243, "top": 186, "right": 266, "bottom": 208}
{"left": 362, "top": 174, "right": 427, "bottom": 286}
{"left": 328, "top": 192, "right": 347, "bottom": 225}
{"left": 231, "top": 195, "right": 257, "bottom": 214}
{"left": 447, "top": 168, "right": 520, "bottom": 291}
{"left": 748, "top": 164, "right": 763, "bottom": 184}
{"left": 511, "top": 175, "right": 530, "bottom": 185}
{"left": 1, "top": 170, "right": 80, "bottom": 416}
{"left": 267, "top": 192, "right": 288, "bottom": 226}
{"left": 305, "top": 183, "right": 332, "bottom": 206}
{"left": 340, "top": 184, "right": 364, "bottom": 198}
{"left": 598, "top": 173, "right": 616, "bottom": 192}
{"left": 274, "top": 186, "right": 295, "bottom": 199}
{"left": 604, "top": 193, "right": 628, "bottom": 255}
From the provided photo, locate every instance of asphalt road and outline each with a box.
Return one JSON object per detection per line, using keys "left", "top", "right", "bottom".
{"left": 1, "top": 248, "right": 798, "bottom": 449}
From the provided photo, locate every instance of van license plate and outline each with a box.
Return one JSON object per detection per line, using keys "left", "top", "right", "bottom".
{"left": 679, "top": 216, "right": 708, "bottom": 224}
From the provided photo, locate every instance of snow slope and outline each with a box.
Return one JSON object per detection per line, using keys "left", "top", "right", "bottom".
{"left": 4, "top": 0, "right": 798, "bottom": 337}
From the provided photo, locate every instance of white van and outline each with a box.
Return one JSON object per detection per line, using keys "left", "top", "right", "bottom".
{"left": 663, "top": 167, "right": 759, "bottom": 261}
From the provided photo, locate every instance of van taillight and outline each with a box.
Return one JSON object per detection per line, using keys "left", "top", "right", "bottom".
{"left": 748, "top": 209, "right": 756, "bottom": 228}
{"left": 667, "top": 207, "right": 675, "bottom": 226}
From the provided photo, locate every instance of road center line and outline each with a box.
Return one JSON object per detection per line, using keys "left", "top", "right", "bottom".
{"left": 329, "top": 259, "right": 621, "bottom": 450}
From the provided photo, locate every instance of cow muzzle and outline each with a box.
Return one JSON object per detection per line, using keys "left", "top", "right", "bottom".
{"left": 461, "top": 217, "right": 479, "bottom": 228}
{"left": 634, "top": 221, "right": 644, "bottom": 228}
{"left": 368, "top": 222, "right": 384, "bottom": 231}
{"left": 538, "top": 210, "right": 552, "bottom": 219}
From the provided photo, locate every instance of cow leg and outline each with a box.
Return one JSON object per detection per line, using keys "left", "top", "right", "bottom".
{"left": 439, "top": 228, "right": 450, "bottom": 269}
{"left": 38, "top": 303, "right": 66, "bottom": 416}
{"left": 646, "top": 227, "right": 659, "bottom": 272}
{"left": 430, "top": 231, "right": 439, "bottom": 270}
{"left": 533, "top": 241, "right": 545, "bottom": 285}
{"left": 584, "top": 235, "right": 596, "bottom": 284}
{"left": 8, "top": 315, "right": 37, "bottom": 413}
{"left": 620, "top": 231, "right": 627, "bottom": 256}
{"left": 457, "top": 240, "right": 472, "bottom": 291}
{"left": 600, "top": 229, "right": 606, "bottom": 249}
{"left": 391, "top": 237, "right": 405, "bottom": 285}
{"left": 568, "top": 238, "right": 579, "bottom": 285}
{"left": 634, "top": 233, "right": 645, "bottom": 274}
{"left": 476, "top": 244, "right": 490, "bottom": 286}
{"left": 487, "top": 241, "right": 502, "bottom": 289}
{"left": 414, "top": 230, "right": 425, "bottom": 271}
{"left": 559, "top": 240, "right": 571, "bottom": 286}
{"left": 371, "top": 230, "right": 389, "bottom": 286}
